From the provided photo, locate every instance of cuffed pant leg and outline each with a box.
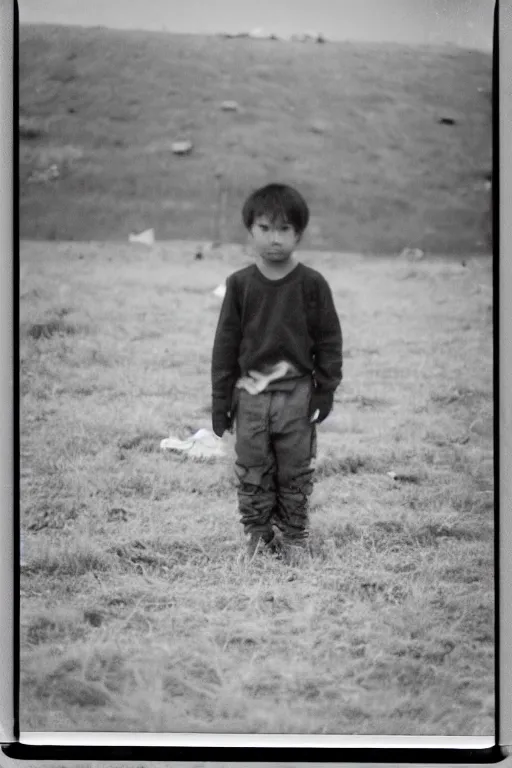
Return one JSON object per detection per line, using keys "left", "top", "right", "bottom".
{"left": 235, "top": 389, "right": 275, "bottom": 544}
{"left": 270, "top": 380, "right": 317, "bottom": 548}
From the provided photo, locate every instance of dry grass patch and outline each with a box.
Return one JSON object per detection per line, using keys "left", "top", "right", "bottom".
{"left": 19, "top": 242, "right": 494, "bottom": 736}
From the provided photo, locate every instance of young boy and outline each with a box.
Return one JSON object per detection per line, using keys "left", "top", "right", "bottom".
{"left": 211, "top": 184, "right": 342, "bottom": 565}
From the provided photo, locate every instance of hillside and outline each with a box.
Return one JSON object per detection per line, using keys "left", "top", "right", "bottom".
{"left": 19, "top": 24, "right": 493, "bottom": 254}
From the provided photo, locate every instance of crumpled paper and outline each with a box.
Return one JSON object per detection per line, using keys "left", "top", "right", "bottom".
{"left": 160, "top": 428, "right": 232, "bottom": 459}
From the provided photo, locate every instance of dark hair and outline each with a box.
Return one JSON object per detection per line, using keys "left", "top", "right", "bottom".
{"left": 242, "top": 183, "right": 310, "bottom": 235}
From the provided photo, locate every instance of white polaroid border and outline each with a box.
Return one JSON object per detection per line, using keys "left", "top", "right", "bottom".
{"left": 499, "top": 0, "right": 512, "bottom": 753}
{"left": 17, "top": 733, "right": 496, "bottom": 750}
{"left": 1, "top": 0, "right": 510, "bottom": 758}
{"left": 0, "top": 0, "right": 14, "bottom": 750}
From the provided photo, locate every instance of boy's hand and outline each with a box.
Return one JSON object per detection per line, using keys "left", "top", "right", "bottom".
{"left": 309, "top": 390, "right": 334, "bottom": 424}
{"left": 212, "top": 398, "right": 232, "bottom": 438}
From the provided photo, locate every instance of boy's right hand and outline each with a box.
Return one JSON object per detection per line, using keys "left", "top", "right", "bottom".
{"left": 212, "top": 399, "right": 232, "bottom": 438}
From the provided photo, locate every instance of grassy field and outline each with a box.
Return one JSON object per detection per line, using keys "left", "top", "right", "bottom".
{"left": 19, "top": 24, "right": 492, "bottom": 254}
{"left": 19, "top": 240, "right": 494, "bottom": 735}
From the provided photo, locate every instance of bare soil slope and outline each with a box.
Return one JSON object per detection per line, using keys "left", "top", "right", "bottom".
{"left": 19, "top": 25, "right": 492, "bottom": 253}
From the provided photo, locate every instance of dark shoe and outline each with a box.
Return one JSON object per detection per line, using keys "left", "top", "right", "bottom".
{"left": 244, "top": 530, "right": 282, "bottom": 562}
{"left": 265, "top": 531, "right": 283, "bottom": 557}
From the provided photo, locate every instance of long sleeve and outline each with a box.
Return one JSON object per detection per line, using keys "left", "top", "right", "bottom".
{"left": 312, "top": 278, "right": 343, "bottom": 392}
{"left": 211, "top": 275, "right": 242, "bottom": 407}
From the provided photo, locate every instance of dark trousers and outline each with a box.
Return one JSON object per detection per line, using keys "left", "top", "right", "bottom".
{"left": 234, "top": 378, "right": 317, "bottom": 545}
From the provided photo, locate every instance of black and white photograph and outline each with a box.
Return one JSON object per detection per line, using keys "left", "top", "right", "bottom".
{"left": 17, "top": 0, "right": 495, "bottom": 742}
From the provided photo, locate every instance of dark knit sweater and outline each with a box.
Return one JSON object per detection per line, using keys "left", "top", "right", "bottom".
{"left": 212, "top": 262, "right": 342, "bottom": 407}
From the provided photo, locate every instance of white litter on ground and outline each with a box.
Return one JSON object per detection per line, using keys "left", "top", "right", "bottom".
{"left": 129, "top": 228, "right": 155, "bottom": 246}
{"left": 160, "top": 428, "right": 228, "bottom": 459}
{"left": 221, "top": 100, "right": 239, "bottom": 111}
{"left": 249, "top": 27, "right": 267, "bottom": 38}
{"left": 171, "top": 140, "right": 193, "bottom": 155}
{"left": 28, "top": 164, "right": 60, "bottom": 183}
{"left": 399, "top": 247, "right": 425, "bottom": 261}
{"left": 213, "top": 283, "right": 226, "bottom": 299}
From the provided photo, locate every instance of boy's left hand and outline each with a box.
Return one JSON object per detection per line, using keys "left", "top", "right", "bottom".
{"left": 309, "top": 390, "right": 334, "bottom": 424}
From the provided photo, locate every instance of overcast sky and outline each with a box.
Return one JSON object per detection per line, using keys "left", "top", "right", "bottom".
{"left": 19, "top": 0, "right": 494, "bottom": 50}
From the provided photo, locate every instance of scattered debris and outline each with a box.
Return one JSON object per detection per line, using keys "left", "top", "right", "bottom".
{"left": 221, "top": 100, "right": 239, "bottom": 112}
{"left": 310, "top": 120, "right": 328, "bottom": 135}
{"left": 387, "top": 471, "right": 421, "bottom": 484}
{"left": 28, "top": 164, "right": 60, "bottom": 183}
{"left": 249, "top": 27, "right": 268, "bottom": 39}
{"left": 129, "top": 228, "right": 155, "bottom": 246}
{"left": 473, "top": 179, "right": 492, "bottom": 193}
{"left": 213, "top": 283, "right": 226, "bottom": 299}
{"left": 400, "top": 247, "right": 425, "bottom": 261}
{"left": 291, "top": 31, "right": 326, "bottom": 43}
{"left": 107, "top": 507, "right": 129, "bottom": 522}
{"left": 84, "top": 610, "right": 104, "bottom": 627}
{"left": 19, "top": 117, "right": 46, "bottom": 140}
{"left": 160, "top": 428, "right": 228, "bottom": 459}
{"left": 219, "top": 31, "right": 250, "bottom": 39}
{"left": 219, "top": 29, "right": 325, "bottom": 42}
{"left": 171, "top": 140, "right": 193, "bottom": 156}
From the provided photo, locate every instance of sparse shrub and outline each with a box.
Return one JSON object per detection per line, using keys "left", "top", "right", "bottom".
{"left": 118, "top": 432, "right": 166, "bottom": 452}
{"left": 346, "top": 394, "right": 391, "bottom": 409}
{"left": 25, "top": 497, "right": 84, "bottom": 531}
{"left": 23, "top": 315, "right": 85, "bottom": 340}
{"left": 109, "top": 537, "right": 210, "bottom": 570}
{"left": 316, "top": 452, "right": 381, "bottom": 478}
{"left": 25, "top": 542, "right": 113, "bottom": 577}
{"left": 35, "top": 144, "right": 84, "bottom": 168}
{"left": 415, "top": 521, "right": 480, "bottom": 546}
{"left": 310, "top": 524, "right": 360, "bottom": 559}
{"left": 40, "top": 677, "right": 113, "bottom": 708}
{"left": 26, "top": 610, "right": 84, "bottom": 645}
{"left": 19, "top": 117, "right": 46, "bottom": 140}
{"left": 49, "top": 62, "right": 77, "bottom": 83}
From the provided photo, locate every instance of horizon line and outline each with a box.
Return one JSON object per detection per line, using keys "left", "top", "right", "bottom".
{"left": 19, "top": 20, "right": 493, "bottom": 53}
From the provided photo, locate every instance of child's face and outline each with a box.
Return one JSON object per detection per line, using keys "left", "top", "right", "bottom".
{"left": 249, "top": 215, "right": 300, "bottom": 264}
